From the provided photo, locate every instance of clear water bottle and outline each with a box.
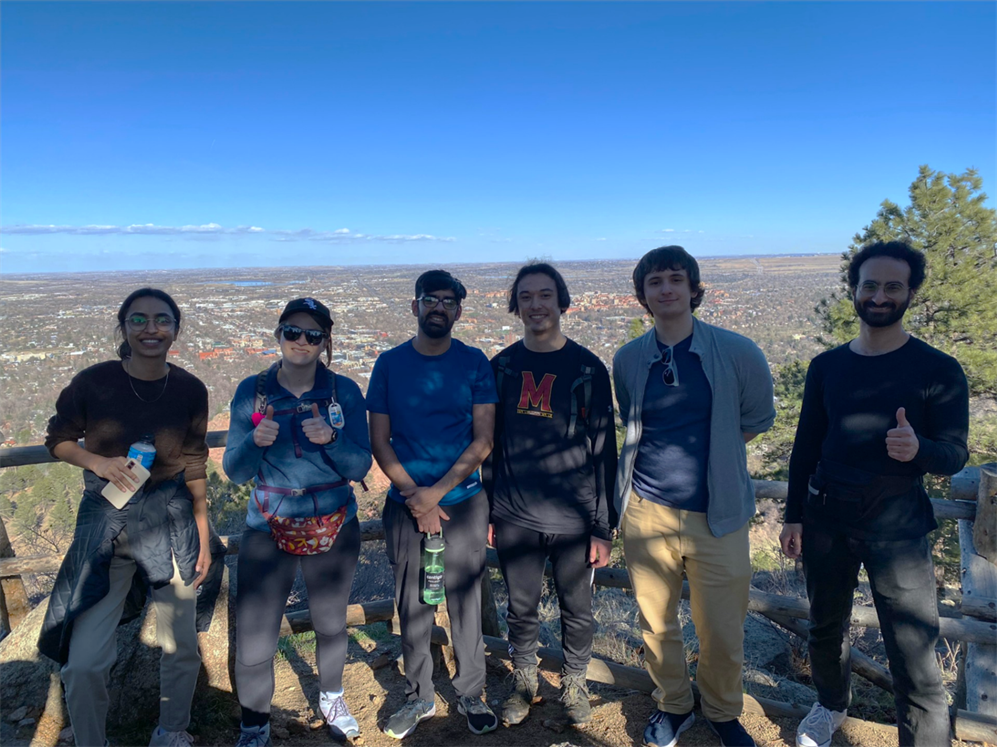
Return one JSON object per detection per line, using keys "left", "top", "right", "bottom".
{"left": 127, "top": 435, "right": 156, "bottom": 470}
{"left": 422, "top": 531, "right": 445, "bottom": 605}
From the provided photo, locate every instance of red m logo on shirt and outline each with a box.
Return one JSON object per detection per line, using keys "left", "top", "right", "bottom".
{"left": 518, "top": 372, "right": 556, "bottom": 413}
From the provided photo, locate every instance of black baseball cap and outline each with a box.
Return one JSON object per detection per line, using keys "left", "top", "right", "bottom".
{"left": 279, "top": 298, "right": 333, "bottom": 330}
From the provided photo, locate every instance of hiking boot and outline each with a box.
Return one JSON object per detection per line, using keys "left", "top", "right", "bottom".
{"left": 796, "top": 702, "right": 847, "bottom": 747}
{"left": 559, "top": 672, "right": 591, "bottom": 725}
{"left": 234, "top": 723, "right": 272, "bottom": 747}
{"left": 457, "top": 694, "right": 499, "bottom": 735}
{"left": 706, "top": 718, "right": 756, "bottom": 747}
{"left": 643, "top": 709, "right": 694, "bottom": 747}
{"left": 320, "top": 690, "right": 360, "bottom": 741}
{"left": 383, "top": 699, "right": 436, "bottom": 740}
{"left": 501, "top": 665, "right": 539, "bottom": 725}
{"left": 149, "top": 728, "right": 194, "bottom": 747}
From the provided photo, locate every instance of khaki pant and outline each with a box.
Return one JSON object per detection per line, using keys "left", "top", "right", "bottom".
{"left": 62, "top": 532, "right": 200, "bottom": 747}
{"left": 622, "top": 490, "right": 750, "bottom": 721}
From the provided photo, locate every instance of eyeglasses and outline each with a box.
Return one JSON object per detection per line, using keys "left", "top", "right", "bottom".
{"left": 858, "top": 281, "right": 908, "bottom": 298}
{"left": 125, "top": 313, "right": 177, "bottom": 330}
{"left": 662, "top": 345, "right": 680, "bottom": 387}
{"left": 418, "top": 295, "right": 459, "bottom": 311}
{"left": 279, "top": 325, "right": 327, "bottom": 346}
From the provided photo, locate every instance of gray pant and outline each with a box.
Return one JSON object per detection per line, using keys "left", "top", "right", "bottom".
{"left": 383, "top": 492, "right": 488, "bottom": 702}
{"left": 804, "top": 526, "right": 950, "bottom": 746}
{"left": 62, "top": 531, "right": 200, "bottom": 747}
{"left": 235, "top": 519, "right": 361, "bottom": 726}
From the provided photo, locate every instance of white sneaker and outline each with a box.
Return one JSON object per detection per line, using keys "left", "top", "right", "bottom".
{"left": 797, "top": 702, "right": 847, "bottom": 747}
{"left": 320, "top": 690, "right": 360, "bottom": 740}
{"left": 149, "top": 727, "right": 194, "bottom": 747}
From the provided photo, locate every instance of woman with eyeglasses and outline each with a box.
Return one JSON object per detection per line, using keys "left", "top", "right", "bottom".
{"left": 39, "top": 287, "right": 212, "bottom": 747}
{"left": 223, "top": 298, "right": 372, "bottom": 747}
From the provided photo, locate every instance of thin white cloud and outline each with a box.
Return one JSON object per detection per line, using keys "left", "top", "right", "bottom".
{"left": 2, "top": 222, "right": 455, "bottom": 242}
{"left": 661, "top": 228, "right": 675, "bottom": 233}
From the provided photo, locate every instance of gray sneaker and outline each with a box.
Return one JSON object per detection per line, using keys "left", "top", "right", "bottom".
{"left": 234, "top": 723, "right": 271, "bottom": 747}
{"left": 149, "top": 728, "right": 194, "bottom": 747}
{"left": 457, "top": 695, "right": 498, "bottom": 735}
{"left": 560, "top": 672, "right": 591, "bottom": 725}
{"left": 796, "top": 702, "right": 847, "bottom": 747}
{"left": 383, "top": 699, "right": 436, "bottom": 740}
{"left": 501, "top": 665, "right": 539, "bottom": 725}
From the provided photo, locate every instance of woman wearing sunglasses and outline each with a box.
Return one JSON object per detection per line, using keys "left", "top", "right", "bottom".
{"left": 223, "top": 298, "right": 372, "bottom": 747}
{"left": 39, "top": 287, "right": 212, "bottom": 747}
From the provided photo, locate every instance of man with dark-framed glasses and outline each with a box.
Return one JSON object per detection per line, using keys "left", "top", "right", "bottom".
{"left": 367, "top": 269, "right": 500, "bottom": 739}
{"left": 780, "top": 241, "right": 969, "bottom": 747}
{"left": 613, "top": 246, "right": 774, "bottom": 747}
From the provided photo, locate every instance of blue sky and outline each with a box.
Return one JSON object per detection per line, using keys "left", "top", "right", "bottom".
{"left": 3, "top": 2, "right": 995, "bottom": 274}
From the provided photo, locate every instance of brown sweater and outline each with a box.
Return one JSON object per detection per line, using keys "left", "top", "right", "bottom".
{"left": 46, "top": 360, "right": 209, "bottom": 483}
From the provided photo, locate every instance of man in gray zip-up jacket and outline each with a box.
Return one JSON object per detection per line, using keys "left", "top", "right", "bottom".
{"left": 614, "top": 246, "right": 774, "bottom": 747}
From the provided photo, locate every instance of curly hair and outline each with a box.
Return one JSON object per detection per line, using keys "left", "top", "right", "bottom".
{"left": 847, "top": 241, "right": 927, "bottom": 292}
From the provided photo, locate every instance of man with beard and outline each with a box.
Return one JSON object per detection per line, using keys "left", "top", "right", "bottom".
{"left": 780, "top": 241, "right": 969, "bottom": 747}
{"left": 368, "top": 269, "right": 499, "bottom": 739}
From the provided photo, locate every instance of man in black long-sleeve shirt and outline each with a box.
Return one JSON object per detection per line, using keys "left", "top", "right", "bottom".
{"left": 482, "top": 263, "right": 617, "bottom": 728}
{"left": 780, "top": 241, "right": 969, "bottom": 747}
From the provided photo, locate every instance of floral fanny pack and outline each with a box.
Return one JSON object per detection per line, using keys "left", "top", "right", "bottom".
{"left": 254, "top": 480, "right": 348, "bottom": 555}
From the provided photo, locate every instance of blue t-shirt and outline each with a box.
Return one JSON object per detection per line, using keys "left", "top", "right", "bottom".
{"left": 632, "top": 335, "right": 712, "bottom": 512}
{"left": 367, "top": 338, "right": 498, "bottom": 505}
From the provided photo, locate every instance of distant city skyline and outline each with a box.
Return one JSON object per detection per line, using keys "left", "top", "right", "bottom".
{"left": 3, "top": 1, "right": 994, "bottom": 274}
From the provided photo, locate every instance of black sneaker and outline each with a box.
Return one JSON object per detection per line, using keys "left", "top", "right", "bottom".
{"left": 383, "top": 699, "right": 436, "bottom": 740}
{"left": 501, "top": 666, "right": 539, "bottom": 725}
{"left": 707, "top": 718, "right": 756, "bottom": 747}
{"left": 643, "top": 709, "right": 694, "bottom": 747}
{"left": 560, "top": 672, "right": 591, "bottom": 725}
{"left": 457, "top": 695, "right": 499, "bottom": 735}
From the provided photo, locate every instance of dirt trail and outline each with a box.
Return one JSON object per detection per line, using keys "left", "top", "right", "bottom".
{"left": 147, "top": 633, "right": 969, "bottom": 747}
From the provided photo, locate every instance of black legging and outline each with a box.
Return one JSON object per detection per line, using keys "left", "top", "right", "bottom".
{"left": 235, "top": 517, "right": 360, "bottom": 726}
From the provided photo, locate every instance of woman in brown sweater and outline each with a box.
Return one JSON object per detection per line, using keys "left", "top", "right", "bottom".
{"left": 40, "top": 287, "right": 211, "bottom": 747}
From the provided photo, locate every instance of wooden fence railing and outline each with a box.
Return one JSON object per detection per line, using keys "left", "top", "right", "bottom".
{"left": 1, "top": 436, "right": 995, "bottom": 744}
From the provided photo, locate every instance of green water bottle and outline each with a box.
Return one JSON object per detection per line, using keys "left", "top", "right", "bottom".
{"left": 422, "top": 531, "right": 445, "bottom": 605}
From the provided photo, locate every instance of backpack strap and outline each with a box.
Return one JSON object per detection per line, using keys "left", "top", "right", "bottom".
{"left": 494, "top": 353, "right": 515, "bottom": 405}
{"left": 567, "top": 343, "right": 595, "bottom": 439}
{"left": 253, "top": 362, "right": 281, "bottom": 415}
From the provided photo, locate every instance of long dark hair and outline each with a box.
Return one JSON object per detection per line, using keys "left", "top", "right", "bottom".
{"left": 116, "top": 288, "right": 182, "bottom": 359}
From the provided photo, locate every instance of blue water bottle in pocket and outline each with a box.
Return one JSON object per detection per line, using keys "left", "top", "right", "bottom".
{"left": 127, "top": 435, "right": 156, "bottom": 470}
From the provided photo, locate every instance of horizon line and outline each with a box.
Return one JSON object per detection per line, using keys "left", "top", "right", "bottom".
{"left": 0, "top": 251, "right": 843, "bottom": 279}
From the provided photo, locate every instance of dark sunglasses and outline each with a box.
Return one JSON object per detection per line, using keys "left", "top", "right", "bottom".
{"left": 418, "top": 295, "right": 459, "bottom": 311}
{"left": 279, "top": 325, "right": 327, "bottom": 346}
{"left": 662, "top": 345, "right": 679, "bottom": 387}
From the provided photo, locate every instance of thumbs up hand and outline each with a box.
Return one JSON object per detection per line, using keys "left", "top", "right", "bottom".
{"left": 302, "top": 402, "right": 336, "bottom": 445}
{"left": 253, "top": 405, "right": 280, "bottom": 448}
{"left": 886, "top": 406, "right": 919, "bottom": 462}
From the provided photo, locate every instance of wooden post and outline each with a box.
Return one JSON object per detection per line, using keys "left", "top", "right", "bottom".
{"left": 0, "top": 516, "right": 31, "bottom": 637}
{"left": 973, "top": 464, "right": 997, "bottom": 565}
{"left": 959, "top": 465, "right": 997, "bottom": 717}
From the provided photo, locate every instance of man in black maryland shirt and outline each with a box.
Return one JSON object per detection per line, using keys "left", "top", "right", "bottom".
{"left": 781, "top": 242, "right": 969, "bottom": 747}
{"left": 482, "top": 263, "right": 617, "bottom": 728}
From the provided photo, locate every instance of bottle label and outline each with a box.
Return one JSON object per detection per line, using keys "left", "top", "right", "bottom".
{"left": 127, "top": 445, "right": 156, "bottom": 470}
{"left": 424, "top": 568, "right": 444, "bottom": 593}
